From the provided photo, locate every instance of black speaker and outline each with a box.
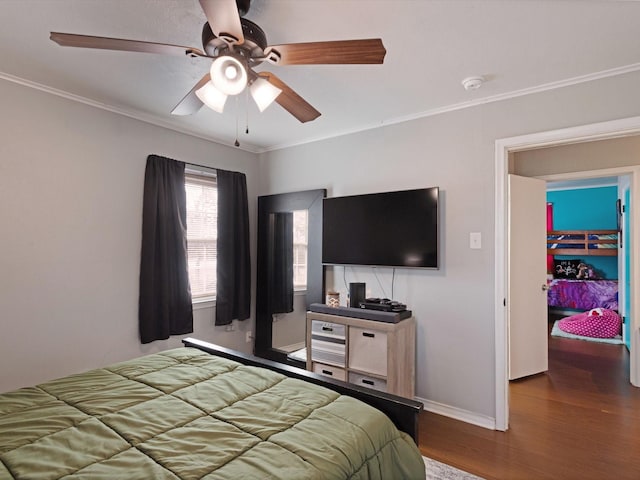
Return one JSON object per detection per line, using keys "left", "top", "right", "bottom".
{"left": 349, "top": 282, "right": 366, "bottom": 308}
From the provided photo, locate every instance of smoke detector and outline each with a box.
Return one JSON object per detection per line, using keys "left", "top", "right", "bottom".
{"left": 461, "top": 76, "right": 484, "bottom": 91}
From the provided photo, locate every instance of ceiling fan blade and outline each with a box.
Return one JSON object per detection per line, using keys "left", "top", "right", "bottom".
{"left": 258, "top": 72, "right": 320, "bottom": 123}
{"left": 199, "top": 0, "right": 244, "bottom": 45}
{"left": 171, "top": 74, "right": 211, "bottom": 116}
{"left": 50, "top": 32, "right": 205, "bottom": 57}
{"left": 265, "top": 39, "right": 386, "bottom": 65}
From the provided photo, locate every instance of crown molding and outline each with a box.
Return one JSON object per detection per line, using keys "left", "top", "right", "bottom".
{"left": 0, "top": 72, "right": 262, "bottom": 154}
{"left": 4, "top": 61, "right": 640, "bottom": 155}
{"left": 263, "top": 62, "right": 640, "bottom": 152}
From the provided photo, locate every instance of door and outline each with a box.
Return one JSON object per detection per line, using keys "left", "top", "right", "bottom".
{"left": 618, "top": 177, "right": 632, "bottom": 350}
{"left": 508, "top": 175, "right": 549, "bottom": 380}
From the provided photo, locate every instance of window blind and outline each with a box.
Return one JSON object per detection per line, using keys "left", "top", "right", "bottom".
{"left": 185, "top": 174, "right": 217, "bottom": 298}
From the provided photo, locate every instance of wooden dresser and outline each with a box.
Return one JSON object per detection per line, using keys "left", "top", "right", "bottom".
{"left": 306, "top": 310, "right": 415, "bottom": 398}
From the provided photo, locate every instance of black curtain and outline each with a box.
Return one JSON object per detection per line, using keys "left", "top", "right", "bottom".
{"left": 138, "top": 155, "right": 193, "bottom": 343}
{"left": 268, "top": 212, "right": 294, "bottom": 314}
{"left": 215, "top": 169, "right": 251, "bottom": 326}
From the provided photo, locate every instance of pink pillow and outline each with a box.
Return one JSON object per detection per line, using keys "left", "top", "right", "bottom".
{"left": 557, "top": 308, "right": 621, "bottom": 338}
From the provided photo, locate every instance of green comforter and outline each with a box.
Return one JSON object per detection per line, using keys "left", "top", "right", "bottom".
{"left": 0, "top": 348, "right": 425, "bottom": 479}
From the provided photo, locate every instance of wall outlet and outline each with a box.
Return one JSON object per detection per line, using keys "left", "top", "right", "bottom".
{"left": 246, "top": 330, "right": 252, "bottom": 343}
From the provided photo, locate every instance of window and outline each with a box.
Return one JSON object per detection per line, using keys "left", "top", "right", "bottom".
{"left": 292, "top": 209, "right": 308, "bottom": 290}
{"left": 185, "top": 173, "right": 217, "bottom": 299}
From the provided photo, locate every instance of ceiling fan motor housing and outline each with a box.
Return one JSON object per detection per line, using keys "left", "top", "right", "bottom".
{"left": 202, "top": 18, "right": 267, "bottom": 66}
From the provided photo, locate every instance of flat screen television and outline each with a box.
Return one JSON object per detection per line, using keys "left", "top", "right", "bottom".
{"left": 322, "top": 187, "right": 439, "bottom": 269}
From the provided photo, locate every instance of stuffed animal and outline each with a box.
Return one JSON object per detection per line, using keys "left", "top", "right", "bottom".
{"left": 576, "top": 262, "right": 590, "bottom": 279}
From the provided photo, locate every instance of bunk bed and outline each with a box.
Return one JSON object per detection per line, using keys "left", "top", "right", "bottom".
{"left": 547, "top": 229, "right": 619, "bottom": 311}
{"left": 547, "top": 229, "right": 618, "bottom": 256}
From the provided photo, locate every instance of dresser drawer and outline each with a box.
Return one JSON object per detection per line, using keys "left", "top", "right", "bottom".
{"left": 348, "top": 327, "right": 387, "bottom": 376}
{"left": 310, "top": 320, "right": 346, "bottom": 340}
{"left": 310, "top": 339, "right": 345, "bottom": 366}
{"left": 313, "top": 362, "right": 347, "bottom": 381}
{"left": 348, "top": 372, "right": 387, "bottom": 393}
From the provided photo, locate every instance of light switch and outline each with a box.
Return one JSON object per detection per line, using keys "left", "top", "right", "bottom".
{"left": 470, "top": 232, "right": 482, "bottom": 249}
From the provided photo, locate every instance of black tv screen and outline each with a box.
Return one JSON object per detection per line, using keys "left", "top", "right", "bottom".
{"left": 322, "top": 187, "right": 439, "bottom": 268}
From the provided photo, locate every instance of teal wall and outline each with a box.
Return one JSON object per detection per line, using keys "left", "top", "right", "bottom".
{"left": 547, "top": 186, "right": 618, "bottom": 279}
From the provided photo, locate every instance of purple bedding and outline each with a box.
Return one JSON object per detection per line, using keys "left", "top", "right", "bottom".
{"left": 547, "top": 279, "right": 618, "bottom": 311}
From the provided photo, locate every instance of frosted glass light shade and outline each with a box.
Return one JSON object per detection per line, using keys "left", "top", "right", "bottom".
{"left": 195, "top": 81, "right": 227, "bottom": 113}
{"left": 249, "top": 77, "right": 282, "bottom": 112}
{"left": 210, "top": 55, "right": 248, "bottom": 96}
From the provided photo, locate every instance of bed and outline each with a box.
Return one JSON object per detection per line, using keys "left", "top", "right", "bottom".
{"left": 547, "top": 279, "right": 618, "bottom": 311}
{"left": 547, "top": 229, "right": 618, "bottom": 256}
{"left": 0, "top": 338, "right": 425, "bottom": 480}
{"left": 546, "top": 228, "right": 619, "bottom": 311}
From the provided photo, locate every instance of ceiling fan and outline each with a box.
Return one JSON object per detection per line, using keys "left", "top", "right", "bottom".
{"left": 50, "top": 0, "right": 386, "bottom": 123}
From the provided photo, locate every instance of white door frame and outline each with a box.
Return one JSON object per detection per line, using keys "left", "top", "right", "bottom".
{"left": 495, "top": 115, "right": 640, "bottom": 431}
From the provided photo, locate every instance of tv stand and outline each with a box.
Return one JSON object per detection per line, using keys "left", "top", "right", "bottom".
{"left": 306, "top": 309, "right": 415, "bottom": 398}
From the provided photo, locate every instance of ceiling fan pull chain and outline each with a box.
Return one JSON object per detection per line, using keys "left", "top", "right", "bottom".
{"left": 234, "top": 96, "right": 240, "bottom": 147}
{"left": 245, "top": 87, "right": 250, "bottom": 135}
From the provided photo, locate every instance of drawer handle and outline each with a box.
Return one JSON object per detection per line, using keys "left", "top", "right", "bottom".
{"left": 322, "top": 326, "right": 333, "bottom": 332}
{"left": 362, "top": 379, "right": 375, "bottom": 386}
{"left": 322, "top": 369, "right": 333, "bottom": 376}
{"left": 362, "top": 332, "right": 375, "bottom": 338}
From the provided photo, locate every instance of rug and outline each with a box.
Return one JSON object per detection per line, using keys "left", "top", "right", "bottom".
{"left": 423, "top": 456, "right": 484, "bottom": 480}
{"left": 551, "top": 320, "right": 623, "bottom": 344}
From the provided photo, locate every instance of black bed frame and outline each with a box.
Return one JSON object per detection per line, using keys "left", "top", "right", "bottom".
{"left": 182, "top": 338, "right": 423, "bottom": 444}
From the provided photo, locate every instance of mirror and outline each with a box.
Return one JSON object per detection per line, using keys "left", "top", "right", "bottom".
{"left": 255, "top": 189, "right": 326, "bottom": 366}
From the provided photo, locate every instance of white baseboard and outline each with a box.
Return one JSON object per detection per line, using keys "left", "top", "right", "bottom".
{"left": 416, "top": 396, "right": 496, "bottom": 430}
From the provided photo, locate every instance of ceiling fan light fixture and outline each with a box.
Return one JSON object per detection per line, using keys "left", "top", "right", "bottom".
{"left": 210, "top": 55, "right": 248, "bottom": 95}
{"left": 195, "top": 81, "right": 227, "bottom": 113}
{"left": 249, "top": 77, "right": 282, "bottom": 112}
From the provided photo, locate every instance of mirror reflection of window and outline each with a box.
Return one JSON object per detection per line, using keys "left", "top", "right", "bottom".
{"left": 293, "top": 209, "right": 308, "bottom": 290}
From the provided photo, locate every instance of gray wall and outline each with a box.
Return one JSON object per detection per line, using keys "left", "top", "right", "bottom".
{"left": 3, "top": 68, "right": 640, "bottom": 423}
{"left": 259, "top": 70, "right": 640, "bottom": 422}
{"left": 0, "top": 79, "right": 259, "bottom": 393}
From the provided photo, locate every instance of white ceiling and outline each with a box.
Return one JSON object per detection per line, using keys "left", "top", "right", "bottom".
{"left": 1, "top": 0, "right": 640, "bottom": 153}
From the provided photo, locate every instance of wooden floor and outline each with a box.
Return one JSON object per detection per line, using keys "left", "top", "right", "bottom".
{"left": 419, "top": 327, "right": 640, "bottom": 479}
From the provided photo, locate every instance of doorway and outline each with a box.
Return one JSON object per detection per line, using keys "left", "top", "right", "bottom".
{"left": 508, "top": 172, "right": 628, "bottom": 382}
{"left": 543, "top": 174, "right": 630, "bottom": 344}
{"left": 494, "top": 116, "right": 640, "bottom": 431}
